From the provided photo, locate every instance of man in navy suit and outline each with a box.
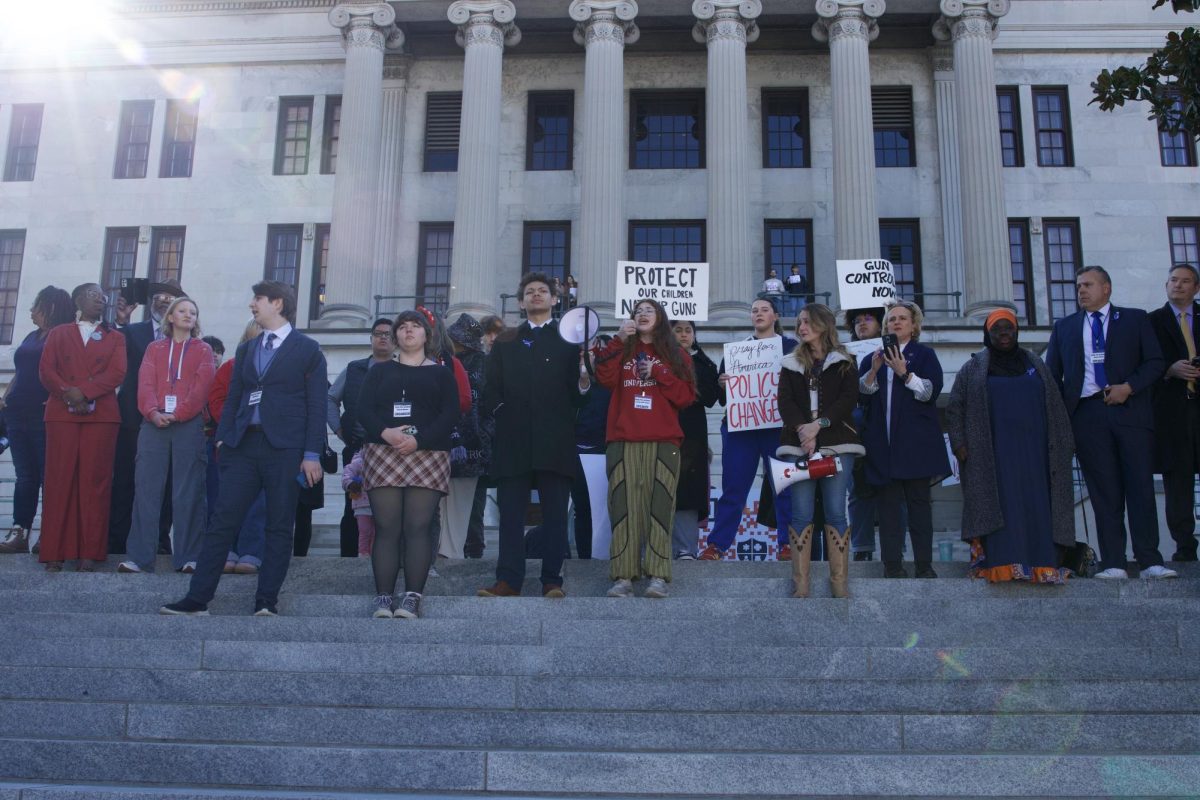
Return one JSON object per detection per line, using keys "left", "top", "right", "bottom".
{"left": 162, "top": 281, "right": 328, "bottom": 615}
{"left": 1149, "top": 264, "right": 1200, "bottom": 561}
{"left": 1045, "top": 265, "right": 1176, "bottom": 579}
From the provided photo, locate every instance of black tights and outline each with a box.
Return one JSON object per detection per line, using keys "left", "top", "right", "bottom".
{"left": 368, "top": 486, "right": 441, "bottom": 596}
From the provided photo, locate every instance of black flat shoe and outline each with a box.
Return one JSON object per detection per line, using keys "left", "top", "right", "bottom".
{"left": 853, "top": 552, "right": 874, "bottom": 562}
{"left": 884, "top": 561, "right": 908, "bottom": 579}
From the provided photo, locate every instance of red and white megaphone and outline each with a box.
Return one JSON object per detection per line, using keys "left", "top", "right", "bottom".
{"left": 770, "top": 446, "right": 843, "bottom": 494}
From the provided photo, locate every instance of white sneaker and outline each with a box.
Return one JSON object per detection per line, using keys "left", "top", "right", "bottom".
{"left": 644, "top": 577, "right": 669, "bottom": 598}
{"left": 181, "top": 561, "right": 197, "bottom": 574}
{"left": 1141, "top": 565, "right": 1179, "bottom": 580}
{"left": 116, "top": 561, "right": 141, "bottom": 573}
{"left": 606, "top": 578, "right": 633, "bottom": 598}
{"left": 1094, "top": 568, "right": 1129, "bottom": 580}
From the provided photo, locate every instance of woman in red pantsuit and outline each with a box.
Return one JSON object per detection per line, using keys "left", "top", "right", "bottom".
{"left": 37, "top": 283, "right": 126, "bottom": 572}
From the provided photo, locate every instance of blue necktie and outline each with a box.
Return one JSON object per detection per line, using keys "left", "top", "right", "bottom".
{"left": 1091, "top": 311, "right": 1107, "bottom": 389}
{"left": 265, "top": 332, "right": 277, "bottom": 351}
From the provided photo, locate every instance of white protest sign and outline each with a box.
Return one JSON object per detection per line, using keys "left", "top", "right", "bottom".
{"left": 723, "top": 337, "right": 785, "bottom": 432}
{"left": 615, "top": 261, "right": 708, "bottom": 321}
{"left": 836, "top": 259, "right": 896, "bottom": 309}
{"left": 844, "top": 337, "right": 882, "bottom": 368}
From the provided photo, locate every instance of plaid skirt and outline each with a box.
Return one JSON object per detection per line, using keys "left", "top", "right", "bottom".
{"left": 361, "top": 444, "right": 450, "bottom": 494}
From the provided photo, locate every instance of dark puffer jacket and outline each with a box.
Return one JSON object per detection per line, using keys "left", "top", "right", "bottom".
{"left": 777, "top": 349, "right": 864, "bottom": 456}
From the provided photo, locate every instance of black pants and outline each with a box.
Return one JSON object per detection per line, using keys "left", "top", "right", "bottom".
{"left": 1163, "top": 404, "right": 1200, "bottom": 558}
{"left": 879, "top": 478, "right": 932, "bottom": 564}
{"left": 495, "top": 470, "right": 571, "bottom": 589}
{"left": 571, "top": 454, "right": 592, "bottom": 559}
{"left": 464, "top": 480, "right": 487, "bottom": 558}
{"left": 338, "top": 446, "right": 360, "bottom": 557}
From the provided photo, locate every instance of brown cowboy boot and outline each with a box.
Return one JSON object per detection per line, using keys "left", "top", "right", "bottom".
{"left": 826, "top": 525, "right": 851, "bottom": 599}
{"left": 789, "top": 525, "right": 814, "bottom": 598}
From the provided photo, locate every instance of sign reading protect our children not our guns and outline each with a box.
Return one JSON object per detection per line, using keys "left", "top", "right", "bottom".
{"left": 723, "top": 337, "right": 784, "bottom": 432}
{"left": 615, "top": 261, "right": 709, "bottom": 321}
{"left": 836, "top": 259, "right": 896, "bottom": 309}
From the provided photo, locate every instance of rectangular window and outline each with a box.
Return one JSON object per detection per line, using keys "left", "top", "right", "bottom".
{"left": 1032, "top": 87, "right": 1073, "bottom": 167}
{"left": 101, "top": 227, "right": 140, "bottom": 301}
{"left": 996, "top": 87, "right": 1023, "bottom": 168}
{"left": 526, "top": 91, "right": 573, "bottom": 171}
{"left": 263, "top": 224, "right": 303, "bottom": 288}
{"left": 523, "top": 222, "right": 571, "bottom": 283}
{"left": 114, "top": 100, "right": 155, "bottom": 179}
{"left": 1008, "top": 219, "right": 1034, "bottom": 323}
{"left": 628, "top": 221, "right": 705, "bottom": 262}
{"left": 424, "top": 93, "right": 462, "bottom": 172}
{"left": 159, "top": 100, "right": 197, "bottom": 178}
{"left": 1169, "top": 218, "right": 1200, "bottom": 267}
{"left": 764, "top": 220, "right": 813, "bottom": 291}
{"left": 3, "top": 104, "right": 43, "bottom": 182}
{"left": 320, "top": 96, "right": 341, "bottom": 175}
{"left": 0, "top": 230, "right": 26, "bottom": 344}
{"left": 631, "top": 91, "right": 705, "bottom": 170}
{"left": 311, "top": 223, "right": 330, "bottom": 322}
{"left": 879, "top": 220, "right": 922, "bottom": 302}
{"left": 1159, "top": 94, "right": 1197, "bottom": 168}
{"left": 273, "top": 97, "right": 313, "bottom": 176}
{"left": 761, "top": 89, "right": 809, "bottom": 168}
{"left": 872, "top": 86, "right": 915, "bottom": 168}
{"left": 417, "top": 223, "right": 454, "bottom": 314}
{"left": 148, "top": 227, "right": 186, "bottom": 285}
{"left": 1044, "top": 218, "right": 1082, "bottom": 321}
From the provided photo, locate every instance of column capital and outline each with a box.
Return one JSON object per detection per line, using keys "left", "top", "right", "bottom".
{"left": 329, "top": 3, "right": 404, "bottom": 52}
{"left": 448, "top": 0, "right": 521, "bottom": 49}
{"left": 570, "top": 0, "right": 640, "bottom": 47}
{"left": 691, "top": 0, "right": 762, "bottom": 46}
{"left": 812, "top": 0, "right": 885, "bottom": 44}
{"left": 933, "top": 0, "right": 1009, "bottom": 42}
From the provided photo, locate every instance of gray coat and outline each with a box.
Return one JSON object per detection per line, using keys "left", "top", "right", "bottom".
{"left": 945, "top": 348, "right": 1076, "bottom": 547}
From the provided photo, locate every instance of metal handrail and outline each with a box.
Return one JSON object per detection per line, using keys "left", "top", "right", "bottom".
{"left": 897, "top": 292, "right": 963, "bottom": 315}
{"left": 756, "top": 291, "right": 832, "bottom": 313}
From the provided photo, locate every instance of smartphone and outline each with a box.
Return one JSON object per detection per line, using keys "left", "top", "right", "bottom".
{"left": 120, "top": 277, "right": 149, "bottom": 306}
{"left": 1191, "top": 356, "right": 1200, "bottom": 368}
{"left": 881, "top": 333, "right": 899, "bottom": 354}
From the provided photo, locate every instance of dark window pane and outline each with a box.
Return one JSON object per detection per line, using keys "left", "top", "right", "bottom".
{"left": 417, "top": 223, "right": 453, "bottom": 314}
{"left": 115, "top": 100, "right": 155, "bottom": 179}
{"left": 149, "top": 227, "right": 186, "bottom": 284}
{"left": 1170, "top": 220, "right": 1200, "bottom": 267}
{"left": 160, "top": 100, "right": 197, "bottom": 178}
{"left": 424, "top": 93, "right": 462, "bottom": 172}
{"left": 1159, "top": 95, "right": 1196, "bottom": 167}
{"left": 872, "top": 87, "right": 914, "bottom": 168}
{"left": 311, "top": 223, "right": 330, "bottom": 321}
{"left": 4, "top": 105, "right": 43, "bottom": 182}
{"left": 632, "top": 92, "right": 704, "bottom": 170}
{"left": 1044, "top": 220, "right": 1081, "bottom": 321}
{"left": 101, "top": 227, "right": 140, "bottom": 302}
{"left": 1008, "top": 219, "right": 1033, "bottom": 323}
{"left": 629, "top": 222, "right": 705, "bottom": 262}
{"left": 527, "top": 92, "right": 573, "bottom": 171}
{"left": 524, "top": 223, "right": 570, "bottom": 283}
{"left": 0, "top": 231, "right": 26, "bottom": 343}
{"left": 1033, "top": 89, "right": 1073, "bottom": 167}
{"left": 762, "top": 90, "right": 808, "bottom": 169}
{"left": 264, "top": 224, "right": 303, "bottom": 288}
{"left": 996, "top": 88, "right": 1023, "bottom": 168}
{"left": 273, "top": 98, "right": 313, "bottom": 176}
{"left": 879, "top": 221, "right": 922, "bottom": 302}
{"left": 321, "top": 97, "right": 341, "bottom": 175}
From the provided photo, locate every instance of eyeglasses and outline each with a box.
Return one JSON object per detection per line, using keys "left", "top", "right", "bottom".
{"left": 370, "top": 332, "right": 393, "bottom": 340}
{"left": 634, "top": 309, "right": 657, "bottom": 318}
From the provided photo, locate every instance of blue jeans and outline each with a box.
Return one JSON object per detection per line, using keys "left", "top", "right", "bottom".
{"left": 790, "top": 455, "right": 854, "bottom": 533}
{"left": 7, "top": 418, "right": 46, "bottom": 529}
{"left": 227, "top": 491, "right": 266, "bottom": 567}
{"left": 708, "top": 422, "right": 792, "bottom": 551}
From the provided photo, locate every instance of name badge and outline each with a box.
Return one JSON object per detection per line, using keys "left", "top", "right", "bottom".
{"left": 248, "top": 390, "right": 263, "bottom": 406}
{"left": 394, "top": 402, "right": 413, "bottom": 418}
{"left": 1090, "top": 352, "right": 1106, "bottom": 364}
{"left": 633, "top": 395, "right": 653, "bottom": 411}
{"left": 164, "top": 395, "right": 177, "bottom": 414}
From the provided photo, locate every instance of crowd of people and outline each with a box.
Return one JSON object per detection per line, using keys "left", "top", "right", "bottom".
{"left": 0, "top": 262, "right": 1195, "bottom": 615}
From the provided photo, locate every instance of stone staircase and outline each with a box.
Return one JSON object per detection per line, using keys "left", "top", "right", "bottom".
{"left": 0, "top": 555, "right": 1199, "bottom": 799}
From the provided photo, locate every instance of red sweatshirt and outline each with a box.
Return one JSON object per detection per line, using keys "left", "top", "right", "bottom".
{"left": 137, "top": 336, "right": 216, "bottom": 423}
{"left": 595, "top": 337, "right": 696, "bottom": 445}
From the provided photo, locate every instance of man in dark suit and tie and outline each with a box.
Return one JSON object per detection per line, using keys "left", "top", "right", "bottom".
{"left": 161, "top": 280, "right": 328, "bottom": 615}
{"left": 1149, "top": 264, "right": 1200, "bottom": 561}
{"left": 1045, "top": 265, "right": 1175, "bottom": 579}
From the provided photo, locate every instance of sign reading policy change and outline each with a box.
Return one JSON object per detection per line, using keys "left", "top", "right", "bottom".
{"left": 836, "top": 259, "right": 896, "bottom": 309}
{"left": 615, "top": 261, "right": 709, "bottom": 321}
{"left": 723, "top": 336, "right": 785, "bottom": 432}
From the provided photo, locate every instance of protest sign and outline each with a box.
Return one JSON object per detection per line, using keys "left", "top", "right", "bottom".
{"left": 844, "top": 337, "right": 882, "bottom": 367}
{"left": 836, "top": 259, "right": 896, "bottom": 309}
{"left": 723, "top": 337, "right": 784, "bottom": 432}
{"left": 615, "top": 261, "right": 708, "bottom": 320}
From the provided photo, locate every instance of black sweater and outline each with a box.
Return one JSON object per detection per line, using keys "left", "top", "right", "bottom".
{"left": 356, "top": 361, "right": 460, "bottom": 451}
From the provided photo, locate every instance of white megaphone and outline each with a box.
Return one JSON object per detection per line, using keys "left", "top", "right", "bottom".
{"left": 770, "top": 446, "right": 843, "bottom": 494}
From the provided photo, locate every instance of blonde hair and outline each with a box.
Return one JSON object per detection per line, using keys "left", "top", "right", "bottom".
{"left": 239, "top": 319, "right": 263, "bottom": 345}
{"left": 160, "top": 297, "right": 201, "bottom": 339}
{"left": 885, "top": 300, "right": 924, "bottom": 341}
{"left": 793, "top": 304, "right": 850, "bottom": 370}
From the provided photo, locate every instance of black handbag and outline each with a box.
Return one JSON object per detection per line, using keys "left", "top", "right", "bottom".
{"left": 1059, "top": 541, "right": 1097, "bottom": 578}
{"left": 319, "top": 445, "right": 339, "bottom": 475}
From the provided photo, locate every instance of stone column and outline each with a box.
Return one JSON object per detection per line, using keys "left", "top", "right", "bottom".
{"left": 693, "top": 0, "right": 761, "bottom": 325}
{"left": 813, "top": 0, "right": 883, "bottom": 263}
{"left": 570, "top": 0, "right": 638, "bottom": 319}
{"left": 371, "top": 58, "right": 411, "bottom": 312}
{"left": 321, "top": 3, "right": 404, "bottom": 327}
{"left": 935, "top": 0, "right": 1014, "bottom": 319}
{"left": 446, "top": 0, "right": 520, "bottom": 319}
{"left": 932, "top": 46, "right": 966, "bottom": 307}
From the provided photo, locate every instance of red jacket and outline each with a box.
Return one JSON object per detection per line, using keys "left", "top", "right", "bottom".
{"left": 137, "top": 336, "right": 216, "bottom": 423}
{"left": 208, "top": 358, "right": 234, "bottom": 427}
{"left": 38, "top": 322, "right": 126, "bottom": 424}
{"left": 595, "top": 337, "right": 695, "bottom": 445}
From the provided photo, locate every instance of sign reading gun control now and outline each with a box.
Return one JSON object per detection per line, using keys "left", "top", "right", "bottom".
{"left": 836, "top": 259, "right": 896, "bottom": 309}
{"left": 615, "top": 261, "right": 709, "bottom": 321}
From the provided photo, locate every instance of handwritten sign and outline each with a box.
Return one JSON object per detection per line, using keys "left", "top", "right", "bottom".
{"left": 836, "top": 259, "right": 896, "bottom": 309}
{"left": 844, "top": 337, "right": 882, "bottom": 367}
{"left": 723, "top": 337, "right": 784, "bottom": 432}
{"left": 615, "top": 261, "right": 709, "bottom": 321}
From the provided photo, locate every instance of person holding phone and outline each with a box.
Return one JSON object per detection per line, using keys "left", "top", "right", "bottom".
{"left": 859, "top": 301, "right": 949, "bottom": 579}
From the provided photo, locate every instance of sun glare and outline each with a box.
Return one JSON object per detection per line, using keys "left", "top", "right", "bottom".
{"left": 2, "top": 0, "right": 117, "bottom": 56}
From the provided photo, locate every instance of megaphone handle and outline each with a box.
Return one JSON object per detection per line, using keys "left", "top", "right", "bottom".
{"left": 581, "top": 343, "right": 596, "bottom": 379}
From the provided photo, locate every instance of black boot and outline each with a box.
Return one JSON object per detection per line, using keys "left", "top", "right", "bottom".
{"left": 884, "top": 560, "right": 908, "bottom": 579}
{"left": 915, "top": 561, "right": 938, "bottom": 579}
{"left": 853, "top": 551, "right": 873, "bottom": 562}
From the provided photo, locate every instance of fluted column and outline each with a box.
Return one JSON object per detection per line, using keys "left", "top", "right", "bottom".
{"left": 935, "top": 0, "right": 1014, "bottom": 319}
{"left": 371, "top": 58, "right": 411, "bottom": 311}
{"left": 321, "top": 3, "right": 404, "bottom": 327}
{"left": 447, "top": 0, "right": 520, "bottom": 319}
{"left": 813, "top": 0, "right": 883, "bottom": 262}
{"left": 693, "top": 0, "right": 761, "bottom": 324}
{"left": 571, "top": 0, "right": 638, "bottom": 318}
{"left": 932, "top": 47, "right": 965, "bottom": 306}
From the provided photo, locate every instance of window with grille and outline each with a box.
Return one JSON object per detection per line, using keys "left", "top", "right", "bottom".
{"left": 417, "top": 224, "right": 453, "bottom": 314}
{"left": 996, "top": 87, "right": 1023, "bottom": 168}
{"left": 628, "top": 221, "right": 705, "bottom": 262}
{"left": 3, "top": 105, "right": 43, "bottom": 182}
{"left": 1169, "top": 219, "right": 1200, "bottom": 267}
{"left": 273, "top": 97, "right": 313, "bottom": 176}
{"left": 149, "top": 227, "right": 185, "bottom": 285}
{"left": 311, "top": 223, "right": 330, "bottom": 322}
{"left": 1008, "top": 219, "right": 1034, "bottom": 323}
{"left": 101, "top": 227, "right": 140, "bottom": 302}
{"left": 424, "top": 93, "right": 462, "bottom": 172}
{"left": 1033, "top": 87, "right": 1073, "bottom": 167}
{"left": 762, "top": 89, "right": 809, "bottom": 168}
{"left": 764, "top": 220, "right": 813, "bottom": 289}
{"left": 527, "top": 92, "right": 573, "bottom": 171}
{"left": 160, "top": 100, "right": 197, "bottom": 178}
{"left": 523, "top": 222, "right": 571, "bottom": 283}
{"left": 264, "top": 224, "right": 303, "bottom": 288}
{"left": 631, "top": 91, "right": 704, "bottom": 170}
{"left": 114, "top": 100, "right": 155, "bottom": 179}
{"left": 1159, "top": 94, "right": 1196, "bottom": 167}
{"left": 1044, "top": 218, "right": 1082, "bottom": 321}
{"left": 879, "top": 220, "right": 922, "bottom": 302}
{"left": 321, "top": 96, "right": 341, "bottom": 175}
{"left": 0, "top": 230, "right": 26, "bottom": 344}
{"left": 872, "top": 87, "right": 914, "bottom": 168}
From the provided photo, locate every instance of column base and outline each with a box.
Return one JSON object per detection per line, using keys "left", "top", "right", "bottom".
{"left": 963, "top": 299, "right": 1018, "bottom": 323}
{"left": 311, "top": 304, "right": 373, "bottom": 329}
{"left": 707, "top": 300, "right": 752, "bottom": 327}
